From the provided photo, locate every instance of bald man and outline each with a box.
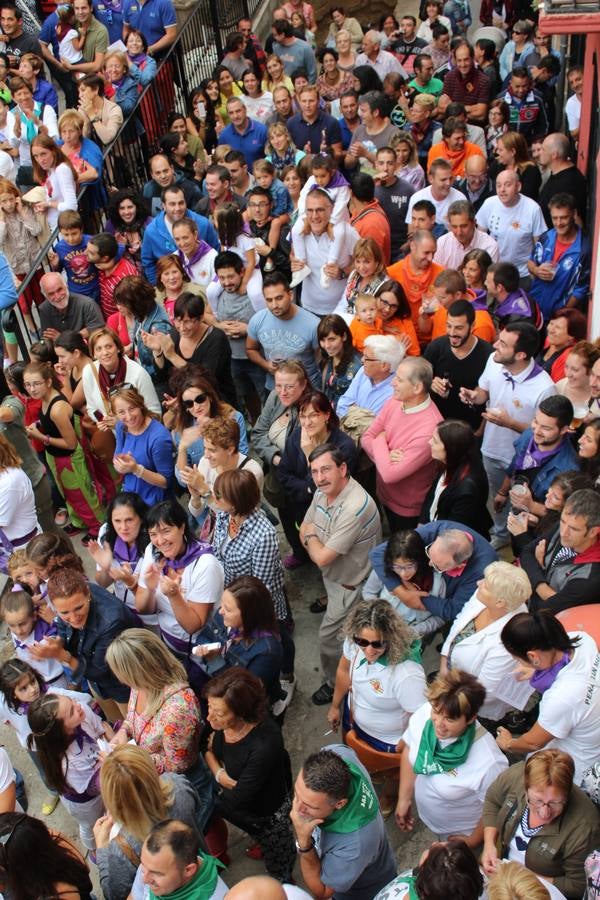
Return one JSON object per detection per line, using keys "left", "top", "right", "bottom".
{"left": 38, "top": 272, "right": 104, "bottom": 341}
{"left": 455, "top": 152, "right": 494, "bottom": 213}
{"left": 225, "top": 876, "right": 311, "bottom": 899}
{"left": 538, "top": 132, "right": 587, "bottom": 227}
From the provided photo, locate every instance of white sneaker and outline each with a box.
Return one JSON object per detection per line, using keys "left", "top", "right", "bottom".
{"left": 272, "top": 676, "right": 296, "bottom": 716}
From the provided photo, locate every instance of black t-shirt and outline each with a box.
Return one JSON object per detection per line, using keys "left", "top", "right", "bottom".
{"left": 375, "top": 176, "right": 415, "bottom": 261}
{"left": 424, "top": 336, "right": 494, "bottom": 429}
{"left": 539, "top": 166, "right": 587, "bottom": 228}
{"left": 168, "top": 325, "right": 237, "bottom": 407}
{"left": 6, "top": 32, "right": 42, "bottom": 65}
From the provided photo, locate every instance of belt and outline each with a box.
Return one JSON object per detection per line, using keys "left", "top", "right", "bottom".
{"left": 11, "top": 527, "right": 39, "bottom": 548}
{"left": 341, "top": 583, "right": 360, "bottom": 591}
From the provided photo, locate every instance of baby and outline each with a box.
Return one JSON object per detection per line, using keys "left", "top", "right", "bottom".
{"left": 349, "top": 294, "right": 382, "bottom": 353}
{"left": 0, "top": 588, "right": 68, "bottom": 688}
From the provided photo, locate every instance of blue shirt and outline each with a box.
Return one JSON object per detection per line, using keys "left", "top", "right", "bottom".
{"left": 287, "top": 110, "right": 342, "bottom": 154}
{"left": 54, "top": 235, "right": 99, "bottom": 299}
{"left": 122, "top": 0, "right": 176, "bottom": 47}
{"left": 115, "top": 417, "right": 174, "bottom": 506}
{"left": 268, "top": 177, "right": 293, "bottom": 217}
{"left": 218, "top": 119, "right": 268, "bottom": 170}
{"left": 39, "top": 12, "right": 60, "bottom": 57}
{"left": 93, "top": 0, "right": 124, "bottom": 43}
{"left": 0, "top": 252, "right": 18, "bottom": 311}
{"left": 336, "top": 368, "right": 394, "bottom": 417}
{"left": 247, "top": 305, "right": 320, "bottom": 389}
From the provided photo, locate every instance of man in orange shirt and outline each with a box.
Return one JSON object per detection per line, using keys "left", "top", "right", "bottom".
{"left": 386, "top": 229, "right": 444, "bottom": 344}
{"left": 426, "top": 117, "right": 484, "bottom": 179}
{"left": 419, "top": 268, "right": 496, "bottom": 342}
{"left": 349, "top": 173, "right": 391, "bottom": 265}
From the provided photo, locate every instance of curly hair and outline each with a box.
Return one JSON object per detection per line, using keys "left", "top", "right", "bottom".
{"left": 343, "top": 599, "right": 417, "bottom": 665}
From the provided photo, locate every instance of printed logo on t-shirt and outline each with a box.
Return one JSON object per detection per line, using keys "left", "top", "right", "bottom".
{"left": 369, "top": 678, "right": 384, "bottom": 694}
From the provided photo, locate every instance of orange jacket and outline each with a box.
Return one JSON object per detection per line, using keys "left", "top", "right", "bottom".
{"left": 350, "top": 200, "right": 391, "bottom": 265}
{"left": 349, "top": 317, "right": 382, "bottom": 353}
{"left": 426, "top": 140, "right": 484, "bottom": 179}
{"left": 430, "top": 297, "right": 496, "bottom": 343}
{"left": 386, "top": 256, "right": 446, "bottom": 343}
{"left": 378, "top": 315, "right": 421, "bottom": 356}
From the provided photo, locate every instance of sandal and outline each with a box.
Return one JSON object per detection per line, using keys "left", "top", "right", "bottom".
{"left": 42, "top": 794, "right": 60, "bottom": 815}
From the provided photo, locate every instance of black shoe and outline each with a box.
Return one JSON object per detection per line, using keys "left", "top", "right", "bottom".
{"left": 63, "top": 523, "right": 83, "bottom": 535}
{"left": 309, "top": 596, "right": 327, "bottom": 614}
{"left": 312, "top": 683, "right": 334, "bottom": 705}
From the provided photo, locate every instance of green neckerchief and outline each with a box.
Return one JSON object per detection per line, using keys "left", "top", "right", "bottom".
{"left": 148, "top": 853, "right": 223, "bottom": 900}
{"left": 357, "top": 640, "right": 422, "bottom": 669}
{"left": 413, "top": 718, "right": 476, "bottom": 776}
{"left": 320, "top": 761, "right": 379, "bottom": 834}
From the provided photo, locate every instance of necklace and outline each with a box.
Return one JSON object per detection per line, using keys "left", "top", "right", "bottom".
{"left": 224, "top": 720, "right": 253, "bottom": 742}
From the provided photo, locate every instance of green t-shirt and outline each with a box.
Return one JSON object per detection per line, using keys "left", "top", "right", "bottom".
{"left": 82, "top": 17, "right": 109, "bottom": 63}
{"left": 409, "top": 76, "right": 444, "bottom": 98}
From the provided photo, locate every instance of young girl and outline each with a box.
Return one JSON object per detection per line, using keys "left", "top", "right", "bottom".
{"left": 208, "top": 202, "right": 264, "bottom": 311}
{"left": 56, "top": 4, "right": 85, "bottom": 69}
{"left": 0, "top": 589, "right": 67, "bottom": 689}
{"left": 7, "top": 549, "right": 44, "bottom": 598}
{"left": 0, "top": 178, "right": 43, "bottom": 338}
{"left": 28, "top": 692, "right": 111, "bottom": 852}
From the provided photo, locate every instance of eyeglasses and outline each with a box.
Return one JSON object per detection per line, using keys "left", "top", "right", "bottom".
{"left": 108, "top": 382, "right": 134, "bottom": 397}
{"left": 425, "top": 543, "right": 444, "bottom": 573}
{"left": 183, "top": 392, "right": 208, "bottom": 409}
{"left": 354, "top": 636, "right": 386, "bottom": 649}
{"left": 526, "top": 794, "right": 566, "bottom": 812}
{"left": 0, "top": 814, "right": 27, "bottom": 864}
{"left": 24, "top": 381, "right": 46, "bottom": 389}
{"left": 392, "top": 561, "right": 417, "bottom": 575}
{"left": 378, "top": 298, "right": 399, "bottom": 311}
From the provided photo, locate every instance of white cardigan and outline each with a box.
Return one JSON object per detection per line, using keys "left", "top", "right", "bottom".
{"left": 441, "top": 595, "right": 534, "bottom": 720}
{"left": 82, "top": 357, "right": 161, "bottom": 424}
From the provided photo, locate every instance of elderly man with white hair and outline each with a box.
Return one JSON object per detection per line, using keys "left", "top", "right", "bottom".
{"left": 336, "top": 334, "right": 405, "bottom": 417}
{"left": 355, "top": 29, "right": 408, "bottom": 81}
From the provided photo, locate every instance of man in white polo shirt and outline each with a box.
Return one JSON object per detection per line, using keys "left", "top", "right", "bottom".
{"left": 434, "top": 199, "right": 499, "bottom": 269}
{"left": 405, "top": 158, "right": 465, "bottom": 227}
{"left": 460, "top": 322, "right": 555, "bottom": 549}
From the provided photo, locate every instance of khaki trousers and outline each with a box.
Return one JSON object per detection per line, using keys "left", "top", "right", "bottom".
{"left": 319, "top": 577, "right": 362, "bottom": 687}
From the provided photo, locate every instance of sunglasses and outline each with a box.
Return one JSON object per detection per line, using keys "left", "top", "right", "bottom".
{"left": 354, "top": 636, "right": 386, "bottom": 649}
{"left": 108, "top": 382, "right": 134, "bottom": 396}
{"left": 183, "top": 393, "right": 208, "bottom": 409}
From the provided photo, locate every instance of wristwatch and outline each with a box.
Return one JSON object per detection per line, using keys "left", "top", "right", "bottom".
{"left": 295, "top": 837, "right": 315, "bottom": 853}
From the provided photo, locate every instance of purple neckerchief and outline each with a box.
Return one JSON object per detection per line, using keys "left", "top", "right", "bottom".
{"left": 503, "top": 361, "right": 543, "bottom": 390}
{"left": 161, "top": 540, "right": 213, "bottom": 574}
{"left": 17, "top": 682, "right": 47, "bottom": 715}
{"left": 12, "top": 617, "right": 56, "bottom": 651}
{"left": 512, "top": 433, "right": 568, "bottom": 472}
{"left": 177, "top": 239, "right": 213, "bottom": 280}
{"left": 113, "top": 536, "right": 140, "bottom": 567}
{"left": 309, "top": 170, "right": 348, "bottom": 195}
{"left": 73, "top": 724, "right": 98, "bottom": 751}
{"left": 128, "top": 52, "right": 146, "bottom": 66}
{"left": 497, "top": 288, "right": 533, "bottom": 320}
{"left": 530, "top": 652, "right": 571, "bottom": 693}
{"left": 471, "top": 288, "right": 488, "bottom": 311}
{"left": 112, "top": 77, "right": 125, "bottom": 89}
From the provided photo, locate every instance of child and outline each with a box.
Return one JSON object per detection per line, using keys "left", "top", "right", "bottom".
{"left": 28, "top": 692, "right": 112, "bottom": 852}
{"left": 0, "top": 589, "right": 67, "bottom": 688}
{"left": 7, "top": 549, "right": 43, "bottom": 598}
{"left": 0, "top": 658, "right": 92, "bottom": 815}
{"left": 48, "top": 210, "right": 99, "bottom": 301}
{"left": 250, "top": 159, "right": 292, "bottom": 269}
{"left": 208, "top": 202, "right": 265, "bottom": 311}
{"left": 0, "top": 178, "right": 43, "bottom": 337}
{"left": 349, "top": 293, "right": 382, "bottom": 353}
{"left": 56, "top": 4, "right": 85, "bottom": 70}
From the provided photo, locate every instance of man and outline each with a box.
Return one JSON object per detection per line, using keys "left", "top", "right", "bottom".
{"left": 238, "top": 16, "right": 266, "bottom": 76}
{"left": 265, "top": 6, "right": 299, "bottom": 55}
{"left": 299, "top": 447, "right": 382, "bottom": 705}
{"left": 287, "top": 85, "right": 343, "bottom": 159}
{"left": 355, "top": 30, "right": 407, "bottom": 82}
{"left": 290, "top": 746, "right": 396, "bottom": 893}
{"left": 218, "top": 97, "right": 268, "bottom": 170}
{"left": 427, "top": 117, "right": 484, "bottom": 179}
{"left": 326, "top": 6, "right": 363, "bottom": 52}
{"left": 389, "top": 15, "right": 427, "bottom": 75}
{"left": 0, "top": 3, "right": 40, "bottom": 72}
{"left": 362, "top": 357, "right": 443, "bottom": 531}
{"left": 66, "top": 0, "right": 108, "bottom": 76}
{"left": 498, "top": 66, "right": 548, "bottom": 144}
{"left": 387, "top": 229, "right": 444, "bottom": 337}
{"left": 434, "top": 199, "right": 499, "bottom": 268}
{"left": 131, "top": 820, "right": 227, "bottom": 900}
{"left": 337, "top": 334, "right": 404, "bottom": 417}
{"left": 486, "top": 261, "right": 541, "bottom": 330}
{"left": 266, "top": 85, "right": 294, "bottom": 127}
{"left": 425, "top": 298, "right": 494, "bottom": 430}
{"left": 121, "top": 0, "right": 176, "bottom": 59}
{"left": 348, "top": 173, "right": 391, "bottom": 265}
{"left": 223, "top": 149, "right": 255, "bottom": 197}
{"left": 538, "top": 132, "right": 587, "bottom": 227}
{"left": 37, "top": 272, "right": 104, "bottom": 340}
{"left": 337, "top": 90, "right": 360, "bottom": 150}
{"left": 246, "top": 186, "right": 291, "bottom": 280}
{"left": 141, "top": 185, "right": 219, "bottom": 284}
{"left": 409, "top": 54, "right": 443, "bottom": 99}
{"left": 455, "top": 154, "right": 494, "bottom": 213}
{"left": 86, "top": 233, "right": 138, "bottom": 320}
{"left": 370, "top": 521, "right": 497, "bottom": 622}
{"left": 344, "top": 91, "right": 401, "bottom": 174}
{"left": 495, "top": 396, "right": 580, "bottom": 521}
{"left": 407, "top": 198, "right": 445, "bottom": 240}
{"left": 196, "top": 164, "right": 247, "bottom": 218}
{"left": 521, "top": 489, "right": 600, "bottom": 615}
{"left": 246, "top": 271, "right": 320, "bottom": 389}
{"left": 272, "top": 18, "right": 316, "bottom": 82}
{"left": 420, "top": 269, "right": 496, "bottom": 344}
{"left": 460, "top": 322, "right": 556, "bottom": 548}
{"left": 565, "top": 65, "right": 583, "bottom": 143}
{"left": 374, "top": 146, "right": 414, "bottom": 261}
{"left": 431, "top": 102, "right": 487, "bottom": 155}
{"left": 221, "top": 31, "right": 252, "bottom": 81}
{"left": 529, "top": 193, "right": 591, "bottom": 319}
{"left": 142, "top": 153, "right": 202, "bottom": 216}
{"left": 439, "top": 42, "right": 490, "bottom": 124}
{"left": 406, "top": 158, "right": 465, "bottom": 227}
{"left": 477, "top": 170, "right": 546, "bottom": 280}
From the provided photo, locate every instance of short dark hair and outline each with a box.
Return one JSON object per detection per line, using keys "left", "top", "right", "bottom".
{"left": 262, "top": 270, "right": 290, "bottom": 291}
{"left": 416, "top": 840, "right": 483, "bottom": 900}
{"left": 511, "top": 65, "right": 531, "bottom": 81}
{"left": 431, "top": 22, "right": 449, "bottom": 40}
{"left": 548, "top": 192, "right": 576, "bottom": 212}
{"left": 162, "top": 184, "right": 185, "bottom": 203}
{"left": 224, "top": 149, "right": 247, "bottom": 166}
{"left": 489, "top": 261, "right": 520, "bottom": 294}
{"left": 206, "top": 163, "right": 230, "bottom": 183}
{"left": 447, "top": 298, "right": 475, "bottom": 325}
{"left": 413, "top": 54, "right": 432, "bottom": 73}
{"left": 538, "top": 395, "right": 574, "bottom": 430}
{"left": 0, "top": 3, "right": 22, "bottom": 19}
{"left": 446, "top": 101, "right": 467, "bottom": 117}
{"left": 358, "top": 90, "right": 387, "bottom": 117}
{"left": 145, "top": 820, "right": 199, "bottom": 867}
{"left": 503, "top": 321, "right": 539, "bottom": 359}
{"left": 538, "top": 54, "right": 561, "bottom": 76}
{"left": 308, "top": 443, "right": 346, "bottom": 466}
{"left": 442, "top": 116, "right": 467, "bottom": 138}
{"left": 475, "top": 38, "right": 496, "bottom": 62}
{"left": 247, "top": 185, "right": 272, "bottom": 203}
{"left": 273, "top": 18, "right": 293, "bottom": 37}
{"left": 79, "top": 73, "right": 104, "bottom": 94}
{"left": 204, "top": 667, "right": 267, "bottom": 722}
{"left": 88, "top": 232, "right": 118, "bottom": 260}
{"left": 173, "top": 291, "right": 205, "bottom": 320}
{"left": 501, "top": 611, "right": 580, "bottom": 662}
{"left": 412, "top": 199, "right": 436, "bottom": 217}
{"left": 214, "top": 250, "right": 244, "bottom": 273}
{"left": 351, "top": 172, "right": 375, "bottom": 202}
{"left": 302, "top": 750, "right": 351, "bottom": 801}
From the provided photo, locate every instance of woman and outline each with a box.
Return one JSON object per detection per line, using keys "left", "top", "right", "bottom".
{"left": 24, "top": 360, "right": 104, "bottom": 541}
{"left": 556, "top": 341, "right": 599, "bottom": 427}
{"left": 537, "top": 308, "right": 588, "bottom": 381}
{"left": 317, "top": 314, "right": 362, "bottom": 407}
{"left": 486, "top": 99, "right": 510, "bottom": 157}
{"left": 421, "top": 419, "right": 493, "bottom": 538}
{"left": 0, "top": 812, "right": 93, "bottom": 900}
{"left": 30, "top": 134, "right": 77, "bottom": 230}
{"left": 494, "top": 131, "right": 542, "bottom": 200}
{"left": 112, "top": 275, "right": 171, "bottom": 384}
{"left": 335, "top": 29, "right": 357, "bottom": 72}
{"left": 375, "top": 280, "right": 420, "bottom": 354}
{"left": 28, "top": 566, "right": 137, "bottom": 716}
{"left": 111, "top": 385, "right": 173, "bottom": 506}
{"left": 168, "top": 111, "right": 207, "bottom": 170}
{"left": 340, "top": 237, "right": 389, "bottom": 316}
{"left": 203, "top": 668, "right": 295, "bottom": 882}
{"left": 497, "top": 612, "right": 600, "bottom": 785}
{"left": 440, "top": 562, "right": 533, "bottom": 723}
{"left": 0, "top": 433, "right": 39, "bottom": 553}
{"left": 316, "top": 47, "right": 354, "bottom": 103}
{"left": 52, "top": 330, "right": 93, "bottom": 413}
{"left": 105, "top": 190, "right": 152, "bottom": 269}
{"left": 135, "top": 499, "right": 224, "bottom": 690}
{"left": 461, "top": 248, "right": 493, "bottom": 295}
{"left": 82, "top": 327, "right": 161, "bottom": 428}
{"left": 107, "top": 630, "right": 202, "bottom": 775}
{"left": 57, "top": 109, "right": 103, "bottom": 186}
{"left": 416, "top": 0, "right": 452, "bottom": 42}
{"left": 78, "top": 74, "right": 124, "bottom": 146}
{"left": 187, "top": 80, "right": 222, "bottom": 154}
{"left": 578, "top": 419, "right": 600, "bottom": 484}
{"left": 214, "top": 65, "right": 243, "bottom": 123}
{"left": 508, "top": 470, "right": 592, "bottom": 558}
{"left": 328, "top": 599, "right": 426, "bottom": 812}
{"left": 159, "top": 131, "right": 200, "bottom": 184}
{"left": 239, "top": 69, "right": 274, "bottom": 123}
{"left": 10, "top": 75, "right": 58, "bottom": 187}
{"left": 404, "top": 93, "right": 440, "bottom": 168}
{"left": 482, "top": 749, "right": 600, "bottom": 899}
{"left": 486, "top": 862, "right": 556, "bottom": 900}
{"left": 265, "top": 123, "right": 305, "bottom": 177}
{"left": 103, "top": 51, "right": 139, "bottom": 118}
{"left": 155, "top": 254, "right": 204, "bottom": 323}
{"left": 18, "top": 53, "right": 58, "bottom": 112}
{"left": 95, "top": 744, "right": 207, "bottom": 900}
{"left": 376, "top": 839, "right": 484, "bottom": 900}
{"left": 261, "top": 55, "right": 293, "bottom": 96}
{"left": 395, "top": 133, "right": 426, "bottom": 191}
{"left": 276, "top": 390, "right": 358, "bottom": 570}
{"left": 125, "top": 28, "right": 157, "bottom": 86}
{"left": 396, "top": 669, "right": 508, "bottom": 846}
{"left": 281, "top": 163, "right": 304, "bottom": 220}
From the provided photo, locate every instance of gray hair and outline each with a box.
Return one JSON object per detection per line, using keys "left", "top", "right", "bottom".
{"left": 364, "top": 29, "right": 381, "bottom": 46}
{"left": 435, "top": 528, "right": 474, "bottom": 564}
{"left": 399, "top": 356, "right": 433, "bottom": 394}
{"left": 343, "top": 599, "right": 417, "bottom": 665}
{"left": 364, "top": 334, "right": 406, "bottom": 370}
{"left": 564, "top": 489, "right": 600, "bottom": 529}
{"left": 448, "top": 199, "right": 475, "bottom": 220}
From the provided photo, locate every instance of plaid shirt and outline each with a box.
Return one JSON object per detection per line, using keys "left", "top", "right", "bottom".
{"left": 212, "top": 509, "right": 287, "bottom": 619}
{"left": 244, "top": 34, "right": 267, "bottom": 76}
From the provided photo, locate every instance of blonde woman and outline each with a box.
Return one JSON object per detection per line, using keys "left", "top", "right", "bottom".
{"left": 262, "top": 54, "right": 293, "bottom": 95}
{"left": 94, "top": 744, "right": 210, "bottom": 900}
{"left": 106, "top": 629, "right": 202, "bottom": 775}
{"left": 265, "top": 122, "right": 305, "bottom": 176}
{"left": 335, "top": 29, "right": 357, "bottom": 72}
{"left": 487, "top": 862, "right": 552, "bottom": 900}
{"left": 395, "top": 132, "right": 426, "bottom": 191}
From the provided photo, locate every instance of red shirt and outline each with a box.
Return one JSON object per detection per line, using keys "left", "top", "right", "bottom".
{"left": 442, "top": 66, "right": 491, "bottom": 107}
{"left": 98, "top": 257, "right": 138, "bottom": 320}
{"left": 350, "top": 200, "right": 391, "bottom": 265}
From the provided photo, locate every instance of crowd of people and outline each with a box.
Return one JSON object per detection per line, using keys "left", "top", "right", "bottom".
{"left": 0, "top": 0, "right": 597, "bottom": 898}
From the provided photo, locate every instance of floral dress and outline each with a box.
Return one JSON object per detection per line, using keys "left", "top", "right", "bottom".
{"left": 124, "top": 683, "right": 201, "bottom": 774}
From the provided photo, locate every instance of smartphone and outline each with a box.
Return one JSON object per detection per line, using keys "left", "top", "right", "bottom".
{"left": 195, "top": 101, "right": 206, "bottom": 119}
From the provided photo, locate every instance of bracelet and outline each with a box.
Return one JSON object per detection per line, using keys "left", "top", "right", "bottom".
{"left": 497, "top": 490, "right": 508, "bottom": 497}
{"left": 295, "top": 837, "right": 315, "bottom": 853}
{"left": 215, "top": 767, "right": 224, "bottom": 785}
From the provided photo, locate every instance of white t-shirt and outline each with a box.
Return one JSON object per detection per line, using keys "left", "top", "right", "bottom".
{"left": 403, "top": 702, "right": 508, "bottom": 836}
{"left": 58, "top": 28, "right": 83, "bottom": 63}
{"left": 343, "top": 638, "right": 426, "bottom": 744}
{"left": 297, "top": 225, "right": 358, "bottom": 316}
{"left": 186, "top": 247, "right": 218, "bottom": 289}
{"left": 241, "top": 91, "right": 275, "bottom": 123}
{"left": 538, "top": 631, "right": 600, "bottom": 784}
{"left": 62, "top": 702, "right": 104, "bottom": 795}
{"left": 10, "top": 627, "right": 66, "bottom": 685}
{"left": 406, "top": 185, "right": 465, "bottom": 226}
{"left": 476, "top": 194, "right": 546, "bottom": 276}
{"left": 191, "top": 453, "right": 264, "bottom": 515}
{"left": 0, "top": 747, "right": 22, "bottom": 811}
{"left": 565, "top": 93, "right": 581, "bottom": 132}
{"left": 0, "top": 467, "right": 40, "bottom": 541}
{"left": 0, "top": 687, "right": 91, "bottom": 748}
{"left": 138, "top": 544, "right": 224, "bottom": 646}
{"left": 479, "top": 356, "right": 556, "bottom": 465}
{"left": 130, "top": 863, "right": 228, "bottom": 900}
{"left": 96, "top": 524, "right": 158, "bottom": 627}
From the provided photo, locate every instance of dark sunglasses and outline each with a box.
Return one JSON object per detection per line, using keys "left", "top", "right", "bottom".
{"left": 354, "top": 635, "right": 386, "bottom": 649}
{"left": 183, "top": 392, "right": 208, "bottom": 409}
{"left": 108, "top": 381, "right": 134, "bottom": 396}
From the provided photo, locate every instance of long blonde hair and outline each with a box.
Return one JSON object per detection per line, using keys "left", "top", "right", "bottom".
{"left": 106, "top": 629, "right": 188, "bottom": 718}
{"left": 100, "top": 744, "right": 174, "bottom": 842}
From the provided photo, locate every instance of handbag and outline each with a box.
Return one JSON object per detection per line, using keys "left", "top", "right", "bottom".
{"left": 344, "top": 650, "right": 402, "bottom": 774}
{"left": 86, "top": 366, "right": 117, "bottom": 462}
